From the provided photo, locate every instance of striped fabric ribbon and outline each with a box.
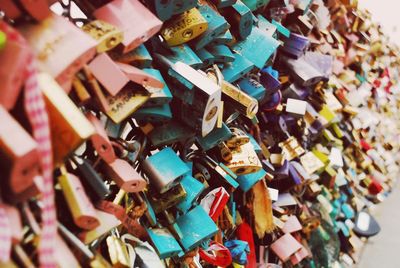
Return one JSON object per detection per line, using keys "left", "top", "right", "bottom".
{"left": 0, "top": 21, "right": 57, "bottom": 267}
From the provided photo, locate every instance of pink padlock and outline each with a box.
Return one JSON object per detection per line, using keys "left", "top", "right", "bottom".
{"left": 20, "top": 13, "right": 97, "bottom": 93}
{"left": 270, "top": 233, "right": 303, "bottom": 262}
{"left": 0, "top": 36, "right": 30, "bottom": 110}
{"left": 88, "top": 53, "right": 163, "bottom": 96}
{"left": 93, "top": 0, "right": 163, "bottom": 53}
{"left": 0, "top": 203, "right": 23, "bottom": 244}
{"left": 20, "top": 0, "right": 51, "bottom": 21}
{"left": 0, "top": 105, "right": 40, "bottom": 194}
{"left": 102, "top": 158, "right": 147, "bottom": 192}
{"left": 86, "top": 112, "right": 117, "bottom": 163}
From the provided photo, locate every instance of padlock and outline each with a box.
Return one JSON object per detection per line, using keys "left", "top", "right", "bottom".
{"left": 279, "top": 136, "right": 305, "bottom": 161}
{"left": 0, "top": 1, "right": 22, "bottom": 20}
{"left": 226, "top": 142, "right": 262, "bottom": 175}
{"left": 189, "top": 2, "right": 230, "bottom": 50}
{"left": 285, "top": 98, "right": 307, "bottom": 115}
{"left": 145, "top": 0, "right": 175, "bottom": 21}
{"left": 232, "top": 26, "right": 279, "bottom": 69}
{"left": 161, "top": 44, "right": 204, "bottom": 68}
{"left": 142, "top": 147, "right": 190, "bottom": 193}
{"left": 225, "top": 127, "right": 250, "bottom": 148}
{"left": 86, "top": 113, "right": 117, "bottom": 164}
{"left": 109, "top": 44, "right": 153, "bottom": 68}
{"left": 161, "top": 8, "right": 208, "bottom": 46}
{"left": 79, "top": 209, "right": 121, "bottom": 244}
{"left": 207, "top": 44, "right": 235, "bottom": 63}
{"left": 106, "top": 232, "right": 131, "bottom": 267}
{"left": 270, "top": 233, "right": 303, "bottom": 262}
{"left": 149, "top": 183, "right": 187, "bottom": 214}
{"left": 72, "top": 157, "right": 111, "bottom": 203}
{"left": 282, "top": 56, "right": 327, "bottom": 87}
{"left": 176, "top": 174, "right": 205, "bottom": 213}
{"left": 146, "top": 227, "right": 183, "bottom": 258}
{"left": 39, "top": 73, "right": 95, "bottom": 163}
{"left": 220, "top": 0, "right": 253, "bottom": 40}
{"left": 207, "top": 69, "right": 258, "bottom": 119}
{"left": 195, "top": 47, "right": 215, "bottom": 68}
{"left": 81, "top": 20, "right": 124, "bottom": 53}
{"left": 141, "top": 68, "right": 173, "bottom": 107}
{"left": 236, "top": 168, "right": 267, "bottom": 192}
{"left": 93, "top": 0, "right": 162, "bottom": 53}
{"left": 104, "top": 86, "right": 150, "bottom": 124}
{"left": 172, "top": 0, "right": 197, "bottom": 15}
{"left": 280, "top": 33, "right": 310, "bottom": 59}
{"left": 20, "top": 13, "right": 97, "bottom": 91}
{"left": 196, "top": 123, "right": 232, "bottom": 151}
{"left": 221, "top": 52, "right": 254, "bottom": 82}
{"left": 212, "top": 29, "right": 234, "bottom": 45}
{"left": 147, "top": 120, "right": 196, "bottom": 147}
{"left": 134, "top": 104, "right": 173, "bottom": 123}
{"left": 237, "top": 77, "right": 267, "bottom": 102}
{"left": 88, "top": 53, "right": 163, "bottom": 96}
{"left": 58, "top": 167, "right": 100, "bottom": 230}
{"left": 0, "top": 33, "right": 30, "bottom": 110}
{"left": 241, "top": 0, "right": 269, "bottom": 11}
{"left": 0, "top": 105, "right": 40, "bottom": 193}
{"left": 156, "top": 56, "right": 221, "bottom": 136}
{"left": 175, "top": 206, "right": 219, "bottom": 251}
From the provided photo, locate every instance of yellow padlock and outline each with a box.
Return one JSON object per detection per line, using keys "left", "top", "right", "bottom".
{"left": 161, "top": 8, "right": 208, "bottom": 46}
{"left": 82, "top": 20, "right": 124, "bottom": 53}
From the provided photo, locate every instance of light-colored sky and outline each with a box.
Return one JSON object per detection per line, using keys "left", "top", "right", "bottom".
{"left": 359, "top": 0, "right": 400, "bottom": 45}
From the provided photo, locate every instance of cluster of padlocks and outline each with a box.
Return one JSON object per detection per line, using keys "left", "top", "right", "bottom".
{"left": 1, "top": 0, "right": 400, "bottom": 267}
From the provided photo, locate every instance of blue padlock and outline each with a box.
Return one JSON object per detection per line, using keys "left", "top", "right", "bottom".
{"left": 166, "top": 44, "right": 203, "bottom": 69}
{"left": 146, "top": 0, "right": 175, "bottom": 21}
{"left": 142, "top": 193, "right": 158, "bottom": 227}
{"left": 175, "top": 206, "right": 219, "bottom": 251}
{"left": 148, "top": 120, "right": 196, "bottom": 147}
{"left": 134, "top": 104, "right": 173, "bottom": 124}
{"left": 241, "top": 0, "right": 270, "bottom": 11}
{"left": 259, "top": 69, "right": 281, "bottom": 97}
{"left": 172, "top": 0, "right": 197, "bottom": 15}
{"left": 190, "top": 3, "right": 230, "bottom": 50}
{"left": 222, "top": 52, "right": 254, "bottom": 83}
{"left": 142, "top": 68, "right": 173, "bottom": 107}
{"left": 176, "top": 174, "right": 205, "bottom": 214}
{"left": 207, "top": 44, "right": 235, "bottom": 63}
{"left": 237, "top": 168, "right": 267, "bottom": 192}
{"left": 195, "top": 48, "right": 215, "bottom": 68}
{"left": 232, "top": 26, "right": 280, "bottom": 69}
{"left": 212, "top": 30, "right": 234, "bottom": 45}
{"left": 257, "top": 15, "right": 278, "bottom": 37}
{"left": 220, "top": 0, "right": 253, "bottom": 40}
{"left": 196, "top": 123, "right": 232, "bottom": 151}
{"left": 271, "top": 19, "right": 291, "bottom": 38}
{"left": 336, "top": 221, "right": 350, "bottom": 237}
{"left": 341, "top": 203, "right": 355, "bottom": 219}
{"left": 237, "top": 77, "right": 267, "bottom": 102}
{"left": 146, "top": 227, "right": 183, "bottom": 258}
{"left": 142, "top": 147, "right": 191, "bottom": 193}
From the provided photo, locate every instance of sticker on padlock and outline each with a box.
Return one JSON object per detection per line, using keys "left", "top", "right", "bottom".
{"left": 161, "top": 7, "right": 208, "bottom": 46}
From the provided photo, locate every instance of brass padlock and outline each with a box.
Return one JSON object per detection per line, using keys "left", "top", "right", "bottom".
{"left": 82, "top": 20, "right": 124, "bottom": 53}
{"left": 161, "top": 8, "right": 208, "bottom": 46}
{"left": 39, "top": 73, "right": 95, "bottom": 164}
